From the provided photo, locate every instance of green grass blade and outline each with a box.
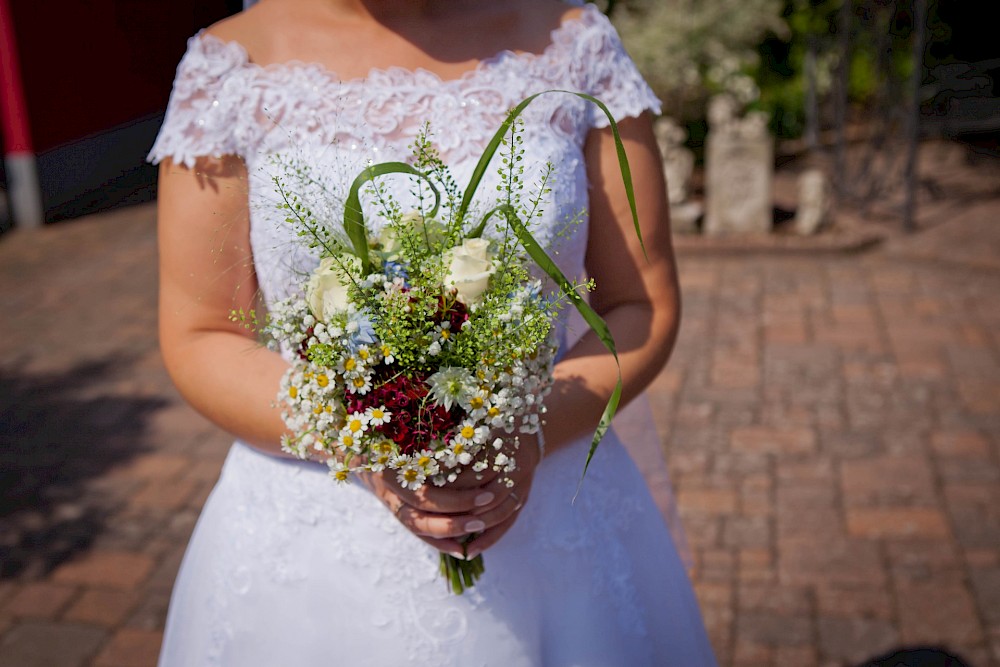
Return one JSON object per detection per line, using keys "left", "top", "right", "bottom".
{"left": 498, "top": 203, "right": 623, "bottom": 491}
{"left": 458, "top": 90, "right": 644, "bottom": 258}
{"left": 344, "top": 162, "right": 440, "bottom": 272}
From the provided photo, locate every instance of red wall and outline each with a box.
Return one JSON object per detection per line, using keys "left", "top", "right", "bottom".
{"left": 10, "top": 0, "right": 233, "bottom": 153}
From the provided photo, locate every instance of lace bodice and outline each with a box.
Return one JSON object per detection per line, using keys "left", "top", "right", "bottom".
{"left": 148, "top": 3, "right": 659, "bottom": 345}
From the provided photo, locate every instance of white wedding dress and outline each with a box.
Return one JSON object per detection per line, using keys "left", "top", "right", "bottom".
{"left": 149, "top": 4, "right": 717, "bottom": 665}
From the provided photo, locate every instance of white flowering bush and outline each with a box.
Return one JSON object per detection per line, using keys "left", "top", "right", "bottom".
{"left": 609, "top": 0, "right": 787, "bottom": 118}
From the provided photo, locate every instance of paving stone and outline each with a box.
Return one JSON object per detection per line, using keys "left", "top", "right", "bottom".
{"left": 51, "top": 551, "right": 154, "bottom": 591}
{"left": 846, "top": 507, "right": 950, "bottom": 539}
{"left": 0, "top": 621, "right": 106, "bottom": 667}
{"left": 773, "top": 646, "right": 818, "bottom": 667}
{"left": 839, "top": 455, "right": 938, "bottom": 507}
{"left": 723, "top": 516, "right": 771, "bottom": 549}
{"left": 110, "top": 453, "right": 191, "bottom": 481}
{"left": 739, "top": 583, "right": 810, "bottom": 616}
{"left": 815, "top": 586, "right": 891, "bottom": 620}
{"left": 732, "top": 640, "right": 772, "bottom": 666}
{"left": 63, "top": 589, "right": 140, "bottom": 627}
{"left": 131, "top": 479, "right": 198, "bottom": 511}
{"left": 816, "top": 616, "right": 899, "bottom": 664}
{"left": 677, "top": 488, "right": 738, "bottom": 515}
{"left": 92, "top": 628, "right": 164, "bottom": 667}
{"left": 737, "top": 611, "right": 813, "bottom": 647}
{"left": 931, "top": 430, "right": 992, "bottom": 459}
{"left": 896, "top": 579, "right": 984, "bottom": 644}
{"left": 779, "top": 538, "right": 886, "bottom": 587}
{"left": 731, "top": 426, "right": 817, "bottom": 455}
{"left": 2, "top": 583, "right": 77, "bottom": 619}
{"left": 970, "top": 568, "right": 1000, "bottom": 625}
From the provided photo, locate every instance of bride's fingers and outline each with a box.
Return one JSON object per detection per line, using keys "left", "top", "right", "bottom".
{"left": 463, "top": 509, "right": 522, "bottom": 559}
{"left": 399, "top": 487, "right": 528, "bottom": 539}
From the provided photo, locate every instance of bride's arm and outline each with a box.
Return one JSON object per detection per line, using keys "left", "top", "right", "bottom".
{"left": 157, "top": 155, "right": 290, "bottom": 453}
{"left": 432, "top": 112, "right": 679, "bottom": 559}
{"left": 541, "top": 112, "right": 680, "bottom": 455}
{"left": 157, "top": 154, "right": 523, "bottom": 556}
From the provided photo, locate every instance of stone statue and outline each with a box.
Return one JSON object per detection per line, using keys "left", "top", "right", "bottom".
{"left": 704, "top": 94, "right": 774, "bottom": 236}
{"left": 793, "top": 168, "right": 831, "bottom": 235}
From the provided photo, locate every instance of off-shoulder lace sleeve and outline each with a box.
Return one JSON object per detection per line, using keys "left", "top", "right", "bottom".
{"left": 147, "top": 33, "right": 248, "bottom": 168}
{"left": 574, "top": 6, "right": 661, "bottom": 128}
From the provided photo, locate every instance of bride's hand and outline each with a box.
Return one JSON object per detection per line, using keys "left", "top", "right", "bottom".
{"left": 361, "top": 433, "right": 542, "bottom": 559}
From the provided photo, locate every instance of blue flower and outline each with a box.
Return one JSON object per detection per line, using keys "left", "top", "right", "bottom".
{"left": 383, "top": 261, "right": 410, "bottom": 285}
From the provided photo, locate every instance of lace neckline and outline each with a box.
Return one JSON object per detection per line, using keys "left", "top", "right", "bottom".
{"left": 194, "top": 3, "right": 599, "bottom": 88}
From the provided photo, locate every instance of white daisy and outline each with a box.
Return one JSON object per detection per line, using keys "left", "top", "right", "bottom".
{"left": 364, "top": 406, "right": 391, "bottom": 427}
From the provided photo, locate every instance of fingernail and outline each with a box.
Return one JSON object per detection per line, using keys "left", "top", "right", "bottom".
{"left": 447, "top": 551, "right": 466, "bottom": 560}
{"left": 474, "top": 492, "right": 495, "bottom": 507}
{"left": 464, "top": 519, "right": 486, "bottom": 532}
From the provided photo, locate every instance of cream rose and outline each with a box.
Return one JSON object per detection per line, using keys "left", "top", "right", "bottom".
{"left": 444, "top": 238, "right": 495, "bottom": 306}
{"left": 306, "top": 255, "right": 360, "bottom": 321}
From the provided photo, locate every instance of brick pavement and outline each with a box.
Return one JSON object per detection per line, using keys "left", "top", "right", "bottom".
{"left": 1, "top": 191, "right": 999, "bottom": 665}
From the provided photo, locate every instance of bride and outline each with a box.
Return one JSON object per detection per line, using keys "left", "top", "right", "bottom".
{"left": 150, "top": 0, "right": 717, "bottom": 664}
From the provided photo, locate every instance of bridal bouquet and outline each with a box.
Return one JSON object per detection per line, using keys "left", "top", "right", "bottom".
{"left": 254, "top": 92, "right": 642, "bottom": 593}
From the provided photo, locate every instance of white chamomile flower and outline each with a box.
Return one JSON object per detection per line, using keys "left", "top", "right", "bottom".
{"left": 337, "top": 429, "right": 360, "bottom": 453}
{"left": 463, "top": 388, "right": 492, "bottom": 419}
{"left": 365, "top": 406, "right": 391, "bottom": 427}
{"left": 368, "top": 440, "right": 395, "bottom": 472}
{"left": 328, "top": 459, "right": 351, "bottom": 483}
{"left": 435, "top": 321, "right": 453, "bottom": 345}
{"left": 396, "top": 462, "right": 427, "bottom": 491}
{"left": 345, "top": 411, "right": 370, "bottom": 434}
{"left": 453, "top": 420, "right": 489, "bottom": 446}
{"left": 380, "top": 345, "right": 395, "bottom": 364}
{"left": 339, "top": 355, "right": 362, "bottom": 376}
{"left": 347, "top": 373, "right": 373, "bottom": 395}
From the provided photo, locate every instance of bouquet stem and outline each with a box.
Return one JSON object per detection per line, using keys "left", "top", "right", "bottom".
{"left": 439, "top": 551, "right": 485, "bottom": 595}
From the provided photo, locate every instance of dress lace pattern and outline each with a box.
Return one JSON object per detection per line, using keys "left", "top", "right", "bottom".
{"left": 152, "top": 5, "right": 717, "bottom": 666}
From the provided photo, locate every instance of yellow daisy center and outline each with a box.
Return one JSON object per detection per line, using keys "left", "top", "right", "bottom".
{"left": 316, "top": 374, "right": 329, "bottom": 387}
{"left": 371, "top": 409, "right": 384, "bottom": 420}
{"left": 488, "top": 407, "right": 500, "bottom": 417}
{"left": 440, "top": 329, "right": 450, "bottom": 340}
{"left": 358, "top": 349, "right": 370, "bottom": 360}
{"left": 403, "top": 469, "right": 419, "bottom": 482}
{"left": 342, "top": 435, "right": 354, "bottom": 447}
{"left": 344, "top": 358, "right": 356, "bottom": 371}
{"left": 288, "top": 386, "right": 298, "bottom": 399}
{"left": 469, "top": 397, "right": 484, "bottom": 410}
{"left": 353, "top": 377, "right": 366, "bottom": 388}
{"left": 349, "top": 419, "right": 363, "bottom": 433}
{"left": 461, "top": 426, "right": 475, "bottom": 439}
{"left": 454, "top": 444, "right": 464, "bottom": 454}
{"left": 417, "top": 456, "right": 432, "bottom": 467}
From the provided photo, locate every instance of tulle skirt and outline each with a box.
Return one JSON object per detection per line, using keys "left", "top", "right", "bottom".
{"left": 158, "top": 428, "right": 717, "bottom": 666}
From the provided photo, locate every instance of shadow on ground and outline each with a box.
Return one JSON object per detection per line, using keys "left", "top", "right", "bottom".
{"left": 0, "top": 356, "right": 167, "bottom": 579}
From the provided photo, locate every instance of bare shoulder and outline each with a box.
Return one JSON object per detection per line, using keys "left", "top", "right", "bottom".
{"left": 529, "top": 0, "right": 586, "bottom": 31}
{"left": 202, "top": 3, "right": 286, "bottom": 60}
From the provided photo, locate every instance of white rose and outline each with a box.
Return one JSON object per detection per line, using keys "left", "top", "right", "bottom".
{"left": 306, "top": 255, "right": 360, "bottom": 321}
{"left": 444, "top": 238, "right": 496, "bottom": 306}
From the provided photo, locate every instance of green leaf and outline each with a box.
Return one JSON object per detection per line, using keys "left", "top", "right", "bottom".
{"left": 344, "top": 162, "right": 441, "bottom": 273}
{"left": 496, "top": 203, "right": 623, "bottom": 492}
